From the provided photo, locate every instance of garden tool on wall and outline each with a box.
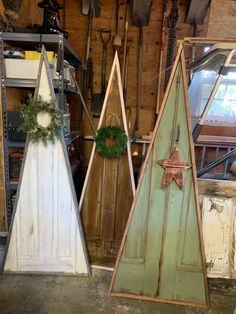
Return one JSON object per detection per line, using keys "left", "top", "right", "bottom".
{"left": 155, "top": 0, "right": 168, "bottom": 118}
{"left": 69, "top": 67, "right": 96, "bottom": 135}
{"left": 122, "top": 0, "right": 130, "bottom": 86}
{"left": 123, "top": 39, "right": 133, "bottom": 101}
{"left": 38, "top": 0, "right": 68, "bottom": 38}
{"left": 164, "top": 0, "right": 179, "bottom": 90}
{"left": 92, "top": 28, "right": 111, "bottom": 116}
{"left": 123, "top": 40, "right": 133, "bottom": 132}
{"left": 82, "top": 0, "right": 100, "bottom": 105}
{"left": 113, "top": 0, "right": 122, "bottom": 56}
{"left": 131, "top": 0, "right": 153, "bottom": 140}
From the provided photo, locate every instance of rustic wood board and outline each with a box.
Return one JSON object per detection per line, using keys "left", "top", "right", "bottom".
{"left": 3, "top": 48, "right": 90, "bottom": 275}
{"left": 0, "top": 70, "right": 6, "bottom": 231}
{"left": 109, "top": 46, "right": 209, "bottom": 307}
{"left": 79, "top": 53, "right": 135, "bottom": 267}
{"left": 202, "top": 195, "right": 235, "bottom": 278}
{"left": 198, "top": 178, "right": 236, "bottom": 280}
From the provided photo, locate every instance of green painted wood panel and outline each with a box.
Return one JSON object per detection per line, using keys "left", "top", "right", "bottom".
{"left": 111, "top": 50, "right": 208, "bottom": 307}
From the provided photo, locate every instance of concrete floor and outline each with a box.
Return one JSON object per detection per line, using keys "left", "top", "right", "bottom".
{"left": 0, "top": 269, "right": 235, "bottom": 314}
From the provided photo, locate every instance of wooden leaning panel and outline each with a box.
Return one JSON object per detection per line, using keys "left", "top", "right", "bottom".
{"left": 3, "top": 47, "right": 90, "bottom": 275}
{"left": 109, "top": 46, "right": 209, "bottom": 307}
{"left": 79, "top": 53, "right": 135, "bottom": 267}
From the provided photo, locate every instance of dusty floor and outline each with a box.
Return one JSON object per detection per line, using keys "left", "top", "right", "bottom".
{"left": 0, "top": 269, "right": 235, "bottom": 314}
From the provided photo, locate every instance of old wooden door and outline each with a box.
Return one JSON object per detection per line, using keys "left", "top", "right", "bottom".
{"left": 3, "top": 48, "right": 90, "bottom": 275}
{"left": 110, "top": 46, "right": 208, "bottom": 307}
{"left": 80, "top": 54, "right": 135, "bottom": 267}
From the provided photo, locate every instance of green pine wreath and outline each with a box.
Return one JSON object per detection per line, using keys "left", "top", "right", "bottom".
{"left": 19, "top": 94, "right": 63, "bottom": 144}
{"left": 95, "top": 125, "right": 128, "bottom": 158}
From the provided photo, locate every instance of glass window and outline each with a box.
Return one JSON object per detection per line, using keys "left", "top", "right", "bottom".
{"left": 188, "top": 49, "right": 231, "bottom": 128}
{"left": 206, "top": 71, "right": 236, "bottom": 124}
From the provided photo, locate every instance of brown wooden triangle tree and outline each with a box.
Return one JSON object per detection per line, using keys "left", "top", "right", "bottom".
{"left": 79, "top": 52, "right": 135, "bottom": 267}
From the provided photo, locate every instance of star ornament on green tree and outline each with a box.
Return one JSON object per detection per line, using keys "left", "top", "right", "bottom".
{"left": 158, "top": 147, "right": 191, "bottom": 190}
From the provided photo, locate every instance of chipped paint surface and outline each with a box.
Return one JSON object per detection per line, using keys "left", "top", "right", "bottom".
{"left": 202, "top": 196, "right": 236, "bottom": 279}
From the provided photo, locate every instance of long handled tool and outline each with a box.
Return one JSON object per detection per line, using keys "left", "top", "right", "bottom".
{"left": 164, "top": 0, "right": 178, "bottom": 91}
{"left": 92, "top": 28, "right": 111, "bottom": 116}
{"left": 133, "top": 25, "right": 143, "bottom": 140}
{"left": 82, "top": 0, "right": 100, "bottom": 105}
{"left": 155, "top": 0, "right": 168, "bottom": 118}
{"left": 122, "top": 0, "right": 130, "bottom": 85}
{"left": 113, "top": 0, "right": 122, "bottom": 56}
{"left": 70, "top": 68, "right": 96, "bottom": 135}
{"left": 123, "top": 39, "right": 133, "bottom": 100}
{"left": 131, "top": 0, "right": 153, "bottom": 140}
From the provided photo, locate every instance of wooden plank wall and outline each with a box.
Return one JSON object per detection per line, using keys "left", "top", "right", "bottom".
{"left": 0, "top": 0, "right": 208, "bottom": 138}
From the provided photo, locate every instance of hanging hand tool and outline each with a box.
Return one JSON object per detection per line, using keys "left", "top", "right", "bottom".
{"left": 122, "top": 0, "right": 130, "bottom": 85}
{"left": 131, "top": 0, "right": 153, "bottom": 140}
{"left": 69, "top": 68, "right": 96, "bottom": 135}
{"left": 123, "top": 39, "right": 133, "bottom": 101}
{"left": 164, "top": 0, "right": 179, "bottom": 91}
{"left": 133, "top": 26, "right": 143, "bottom": 141}
{"left": 113, "top": 0, "right": 122, "bottom": 56}
{"left": 82, "top": 0, "right": 100, "bottom": 106}
{"left": 155, "top": 0, "right": 168, "bottom": 119}
{"left": 82, "top": 0, "right": 100, "bottom": 16}
{"left": 123, "top": 39, "right": 133, "bottom": 132}
{"left": 92, "top": 28, "right": 111, "bottom": 116}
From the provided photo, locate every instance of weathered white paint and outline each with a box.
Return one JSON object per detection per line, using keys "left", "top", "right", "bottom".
{"left": 202, "top": 196, "right": 236, "bottom": 279}
{"left": 37, "top": 111, "right": 52, "bottom": 128}
{"left": 4, "top": 48, "right": 89, "bottom": 275}
{"left": 5, "top": 139, "right": 88, "bottom": 274}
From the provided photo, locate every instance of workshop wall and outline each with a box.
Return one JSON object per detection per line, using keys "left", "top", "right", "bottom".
{"left": 63, "top": 0, "right": 208, "bottom": 138}
{"left": 207, "top": 0, "right": 236, "bottom": 37}
{"left": 0, "top": 0, "right": 209, "bottom": 138}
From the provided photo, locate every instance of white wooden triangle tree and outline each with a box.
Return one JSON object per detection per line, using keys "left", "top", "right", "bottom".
{"left": 3, "top": 47, "right": 90, "bottom": 275}
{"left": 79, "top": 52, "right": 135, "bottom": 267}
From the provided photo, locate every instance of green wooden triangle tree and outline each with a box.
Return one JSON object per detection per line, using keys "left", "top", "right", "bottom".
{"left": 109, "top": 45, "right": 209, "bottom": 308}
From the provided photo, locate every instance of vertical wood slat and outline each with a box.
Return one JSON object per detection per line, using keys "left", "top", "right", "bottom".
{"left": 0, "top": 55, "right": 6, "bottom": 231}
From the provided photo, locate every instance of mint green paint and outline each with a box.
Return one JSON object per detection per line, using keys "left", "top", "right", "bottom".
{"left": 112, "top": 59, "right": 207, "bottom": 305}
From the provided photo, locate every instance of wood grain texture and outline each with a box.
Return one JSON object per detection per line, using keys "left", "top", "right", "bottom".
{"left": 80, "top": 54, "right": 135, "bottom": 267}
{"left": 198, "top": 179, "right": 236, "bottom": 198}
{"left": 0, "top": 72, "right": 6, "bottom": 231}
{"left": 3, "top": 50, "right": 90, "bottom": 275}
{"left": 110, "top": 47, "right": 208, "bottom": 307}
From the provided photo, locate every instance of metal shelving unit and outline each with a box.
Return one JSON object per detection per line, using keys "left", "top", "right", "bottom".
{"left": 0, "top": 32, "right": 83, "bottom": 227}
{"left": 1, "top": 32, "right": 84, "bottom": 68}
{"left": 5, "top": 78, "right": 77, "bottom": 93}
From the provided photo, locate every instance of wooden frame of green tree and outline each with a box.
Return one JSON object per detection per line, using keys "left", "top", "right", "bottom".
{"left": 109, "top": 45, "right": 209, "bottom": 308}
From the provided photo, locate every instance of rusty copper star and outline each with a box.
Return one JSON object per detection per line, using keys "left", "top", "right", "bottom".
{"left": 158, "top": 148, "right": 191, "bottom": 190}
